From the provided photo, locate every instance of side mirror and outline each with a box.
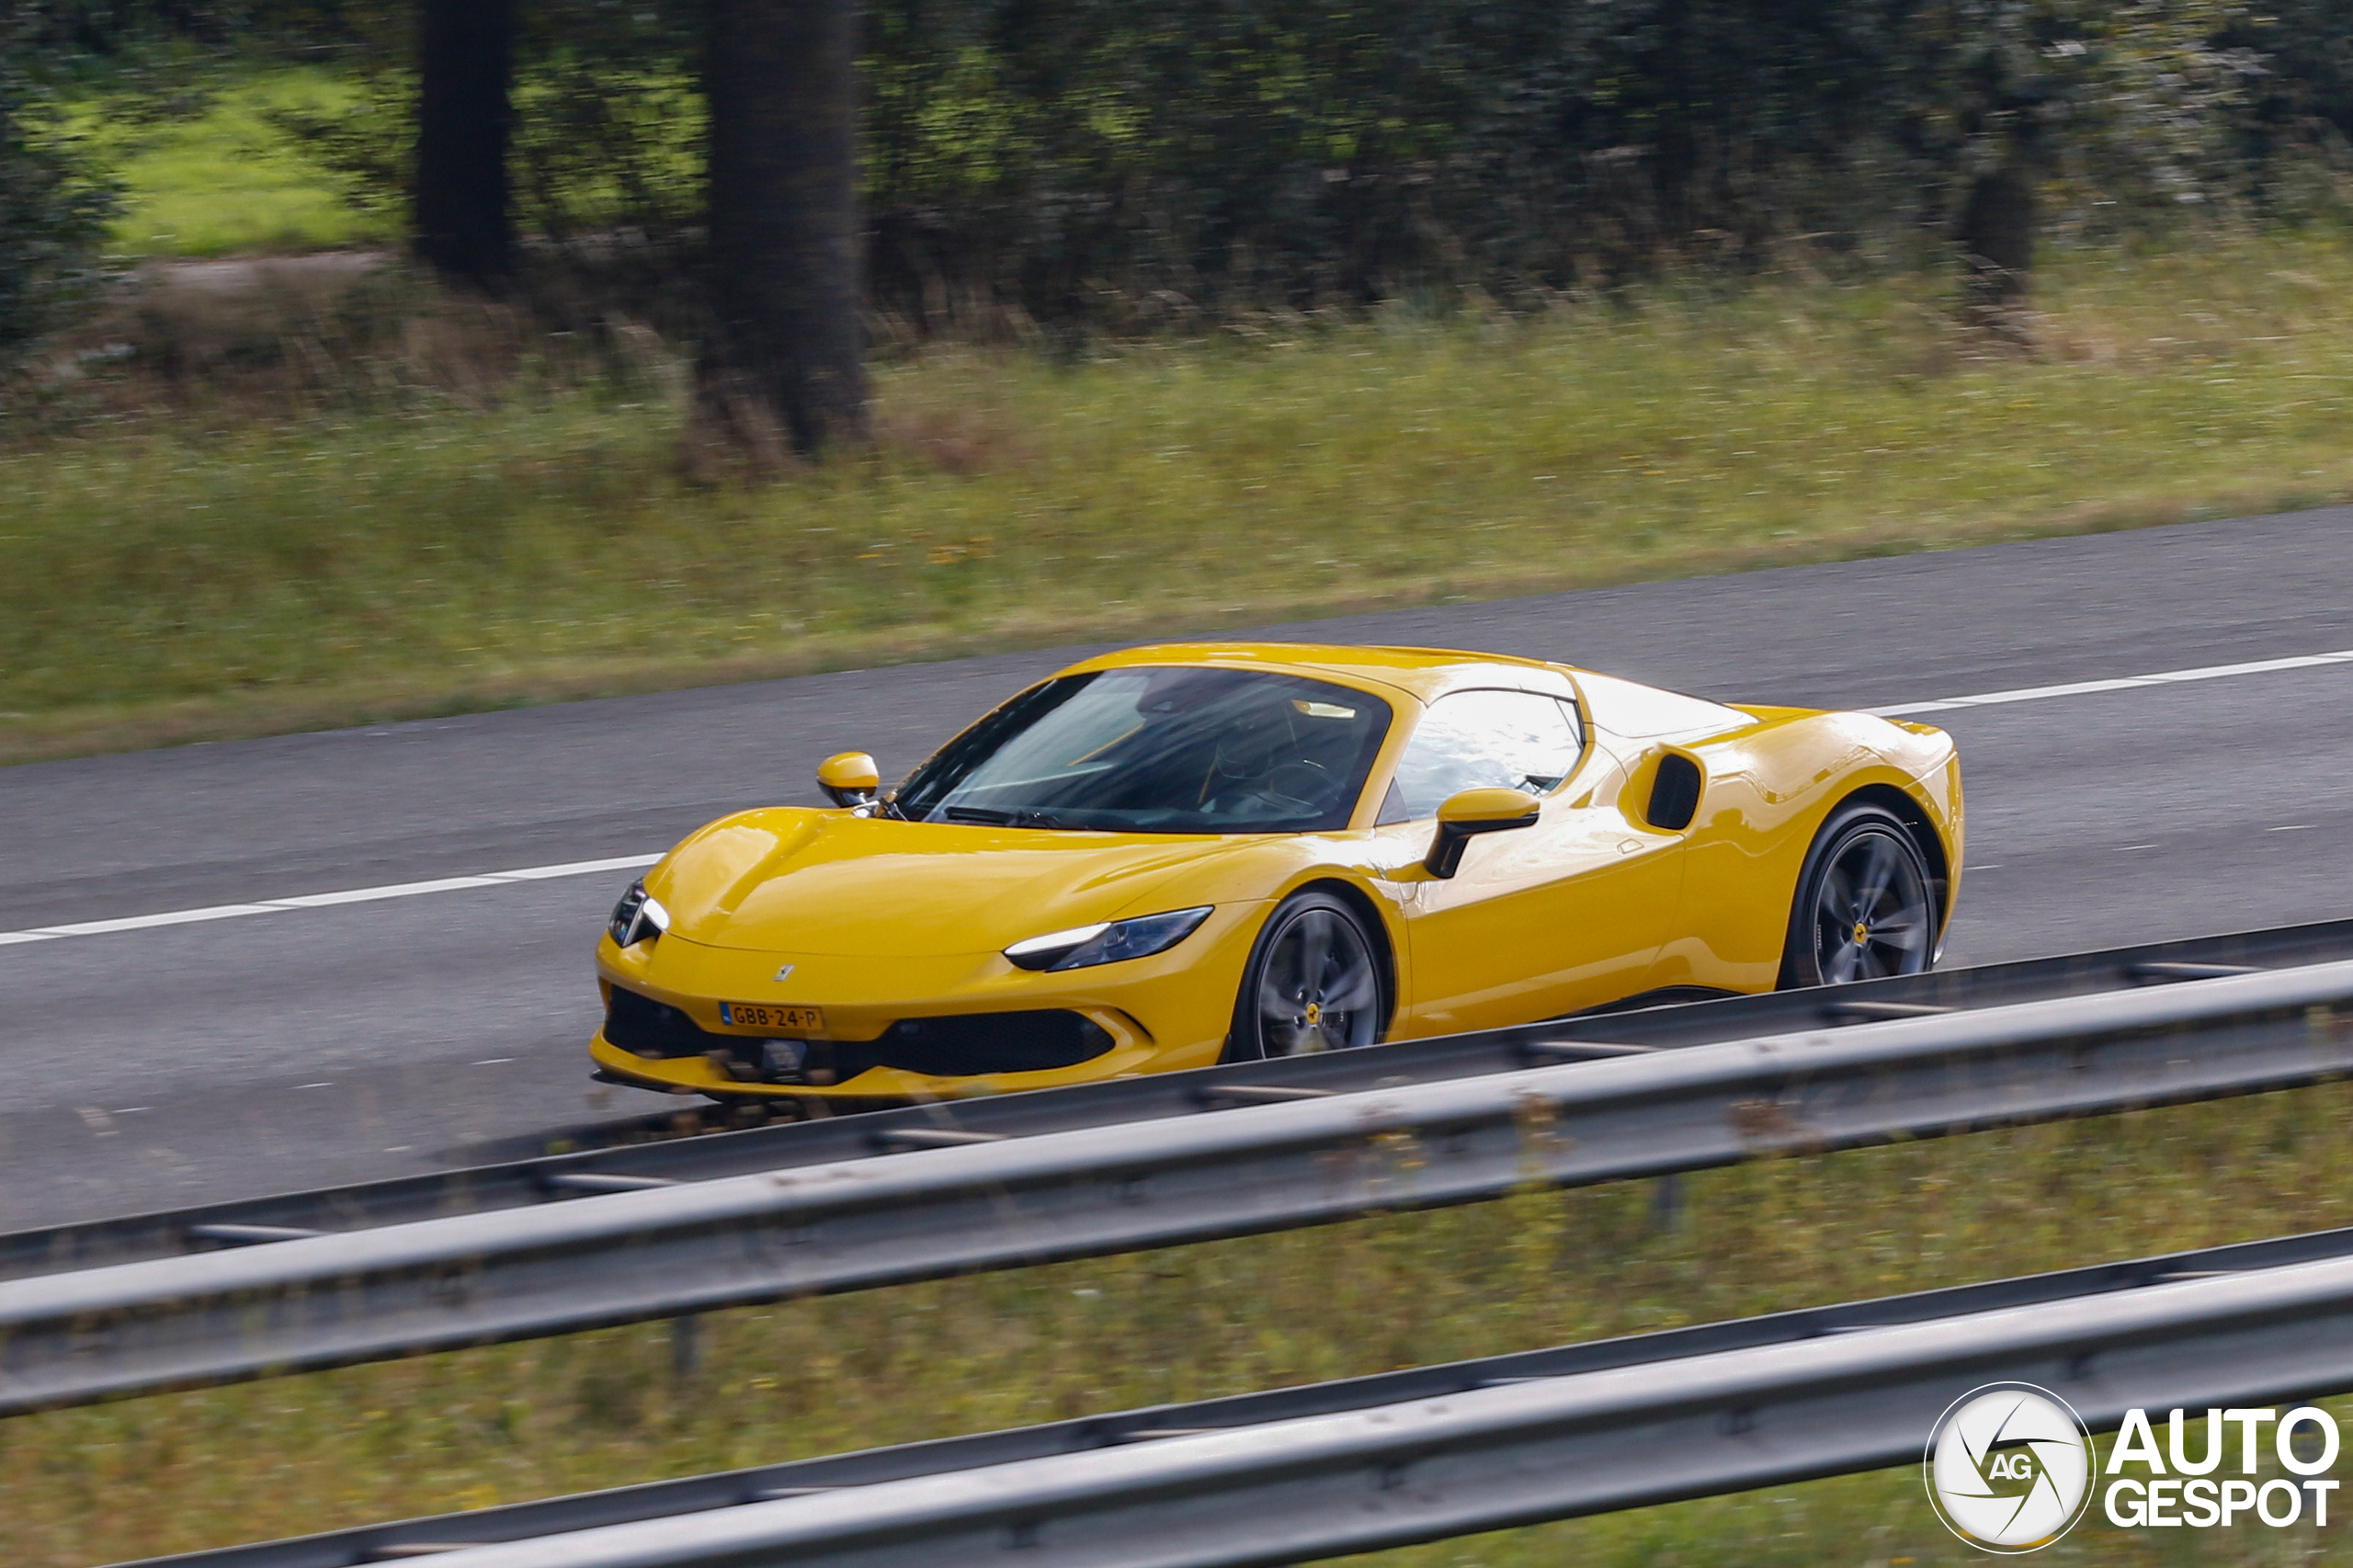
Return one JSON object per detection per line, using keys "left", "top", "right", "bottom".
{"left": 1425, "top": 787, "right": 1541, "bottom": 878}
{"left": 817, "top": 751, "right": 881, "bottom": 808}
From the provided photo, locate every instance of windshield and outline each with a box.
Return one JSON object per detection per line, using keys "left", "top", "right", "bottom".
{"left": 895, "top": 667, "right": 1394, "bottom": 834}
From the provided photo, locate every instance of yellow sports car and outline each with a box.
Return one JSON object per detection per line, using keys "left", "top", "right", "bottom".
{"left": 592, "top": 642, "right": 1961, "bottom": 1103}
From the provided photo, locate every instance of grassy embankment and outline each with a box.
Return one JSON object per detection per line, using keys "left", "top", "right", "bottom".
{"left": 10, "top": 232, "right": 2353, "bottom": 767}
{"left": 10, "top": 1086, "right": 2353, "bottom": 1565}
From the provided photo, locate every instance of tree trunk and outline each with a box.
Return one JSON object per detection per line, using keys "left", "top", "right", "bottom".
{"left": 413, "top": 0, "right": 516, "bottom": 290}
{"left": 698, "top": 0, "right": 870, "bottom": 460}
{"left": 1957, "top": 163, "right": 2034, "bottom": 336}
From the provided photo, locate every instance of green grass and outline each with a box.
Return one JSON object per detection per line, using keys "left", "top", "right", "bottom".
{"left": 10, "top": 1084, "right": 2353, "bottom": 1565}
{"left": 70, "top": 67, "right": 392, "bottom": 257}
{"left": 10, "top": 232, "right": 2353, "bottom": 763}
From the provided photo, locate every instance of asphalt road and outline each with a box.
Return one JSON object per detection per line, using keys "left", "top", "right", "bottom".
{"left": 5, "top": 505, "right": 2351, "bottom": 1233}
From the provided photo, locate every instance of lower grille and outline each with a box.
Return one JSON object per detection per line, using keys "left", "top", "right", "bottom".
{"left": 867, "top": 1011, "right": 1116, "bottom": 1075}
{"left": 604, "top": 987, "right": 1116, "bottom": 1084}
{"left": 604, "top": 986, "right": 713, "bottom": 1058}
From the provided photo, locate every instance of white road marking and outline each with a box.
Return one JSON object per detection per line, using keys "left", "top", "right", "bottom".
{"left": 28, "top": 903, "right": 283, "bottom": 937}
{"left": 271, "top": 876, "right": 508, "bottom": 908}
{"left": 9, "top": 642, "right": 2349, "bottom": 951}
{"left": 1870, "top": 647, "right": 2353, "bottom": 717}
{"left": 1, "top": 852, "right": 658, "bottom": 949}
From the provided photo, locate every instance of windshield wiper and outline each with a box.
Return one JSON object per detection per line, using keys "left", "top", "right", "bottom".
{"left": 942, "top": 805, "right": 1076, "bottom": 829}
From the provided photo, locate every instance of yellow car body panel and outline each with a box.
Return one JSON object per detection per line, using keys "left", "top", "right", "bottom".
{"left": 591, "top": 642, "right": 1961, "bottom": 1101}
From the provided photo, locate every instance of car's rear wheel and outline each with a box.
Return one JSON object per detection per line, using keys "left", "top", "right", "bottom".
{"left": 1778, "top": 803, "right": 1938, "bottom": 988}
{"left": 1225, "top": 891, "right": 1388, "bottom": 1061}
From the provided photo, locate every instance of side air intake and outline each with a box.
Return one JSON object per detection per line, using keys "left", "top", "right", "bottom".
{"left": 1646, "top": 753, "right": 1703, "bottom": 831}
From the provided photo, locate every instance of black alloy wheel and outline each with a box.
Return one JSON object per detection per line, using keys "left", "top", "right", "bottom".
{"left": 1225, "top": 891, "right": 1388, "bottom": 1061}
{"left": 1779, "top": 804, "right": 1938, "bottom": 988}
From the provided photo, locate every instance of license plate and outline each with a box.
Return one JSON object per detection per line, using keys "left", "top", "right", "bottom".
{"left": 721, "top": 1002, "right": 825, "bottom": 1033}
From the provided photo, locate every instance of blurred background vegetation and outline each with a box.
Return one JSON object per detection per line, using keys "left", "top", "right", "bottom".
{"left": 8, "top": 0, "right": 2353, "bottom": 336}
{"left": 4, "top": 0, "right": 2353, "bottom": 756}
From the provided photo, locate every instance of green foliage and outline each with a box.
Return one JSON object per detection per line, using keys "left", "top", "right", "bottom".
{"left": 266, "top": 0, "right": 706, "bottom": 245}
{"left": 1899, "top": 1, "right": 2268, "bottom": 210}
{"left": 2225, "top": 0, "right": 2353, "bottom": 176}
{"left": 507, "top": 1, "right": 701, "bottom": 242}
{"left": 119, "top": 1, "right": 2313, "bottom": 320}
{"left": 0, "top": 24, "right": 117, "bottom": 383}
{"left": 68, "top": 65, "right": 392, "bottom": 255}
{"left": 29, "top": 3, "right": 2353, "bottom": 324}
{"left": 850, "top": 0, "right": 2277, "bottom": 322}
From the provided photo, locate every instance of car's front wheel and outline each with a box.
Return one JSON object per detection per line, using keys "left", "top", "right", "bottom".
{"left": 1778, "top": 803, "right": 1938, "bottom": 988}
{"left": 1224, "top": 891, "right": 1388, "bottom": 1061}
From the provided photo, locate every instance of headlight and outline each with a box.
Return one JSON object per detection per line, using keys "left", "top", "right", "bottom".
{"left": 1004, "top": 906, "right": 1212, "bottom": 971}
{"left": 608, "top": 880, "right": 671, "bottom": 947}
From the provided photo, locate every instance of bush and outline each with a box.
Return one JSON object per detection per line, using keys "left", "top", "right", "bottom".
{"left": 231, "top": 1, "right": 2294, "bottom": 340}
{"left": 0, "top": 40, "right": 117, "bottom": 390}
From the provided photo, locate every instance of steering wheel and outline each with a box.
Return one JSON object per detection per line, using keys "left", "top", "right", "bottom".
{"left": 1264, "top": 760, "right": 1337, "bottom": 809}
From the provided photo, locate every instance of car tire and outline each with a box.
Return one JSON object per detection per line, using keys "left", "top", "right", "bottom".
{"left": 1223, "top": 890, "right": 1390, "bottom": 1062}
{"left": 1777, "top": 802, "right": 1938, "bottom": 989}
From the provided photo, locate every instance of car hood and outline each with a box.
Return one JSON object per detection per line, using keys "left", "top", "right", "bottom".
{"left": 646, "top": 808, "right": 1252, "bottom": 958}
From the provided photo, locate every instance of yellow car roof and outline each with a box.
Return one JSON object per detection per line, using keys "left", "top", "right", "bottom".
{"left": 1060, "top": 642, "right": 1573, "bottom": 703}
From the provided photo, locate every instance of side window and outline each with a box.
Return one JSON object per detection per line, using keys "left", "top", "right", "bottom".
{"left": 1378, "top": 689, "right": 1585, "bottom": 824}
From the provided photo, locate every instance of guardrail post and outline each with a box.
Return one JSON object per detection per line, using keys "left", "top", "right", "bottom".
{"left": 1651, "top": 1173, "right": 1686, "bottom": 1233}
{"left": 670, "top": 1313, "right": 702, "bottom": 1380}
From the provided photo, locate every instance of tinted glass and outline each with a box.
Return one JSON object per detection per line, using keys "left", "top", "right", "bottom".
{"left": 895, "top": 667, "right": 1393, "bottom": 834}
{"left": 1380, "top": 689, "right": 1585, "bottom": 823}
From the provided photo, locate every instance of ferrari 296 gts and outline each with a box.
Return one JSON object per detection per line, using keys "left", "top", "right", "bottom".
{"left": 591, "top": 642, "right": 1961, "bottom": 1102}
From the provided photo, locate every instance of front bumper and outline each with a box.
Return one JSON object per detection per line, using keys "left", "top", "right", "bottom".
{"left": 590, "top": 1024, "right": 1165, "bottom": 1100}
{"left": 590, "top": 903, "right": 1266, "bottom": 1100}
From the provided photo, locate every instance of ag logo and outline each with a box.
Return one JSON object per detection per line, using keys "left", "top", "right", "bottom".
{"left": 1925, "top": 1382, "right": 2094, "bottom": 1552}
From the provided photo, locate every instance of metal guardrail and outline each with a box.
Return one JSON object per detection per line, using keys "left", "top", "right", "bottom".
{"left": 13, "top": 916, "right": 2353, "bottom": 1285}
{"left": 5, "top": 951, "right": 2351, "bottom": 1416}
{"left": 133, "top": 1221, "right": 2353, "bottom": 1567}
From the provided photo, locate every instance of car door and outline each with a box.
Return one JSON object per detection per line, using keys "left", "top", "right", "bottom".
{"left": 1375, "top": 687, "right": 1688, "bottom": 1035}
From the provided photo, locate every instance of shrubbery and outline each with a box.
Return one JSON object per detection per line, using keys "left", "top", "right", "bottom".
{"left": 119, "top": 0, "right": 2349, "bottom": 333}
{"left": 17, "top": 1, "right": 2353, "bottom": 344}
{"left": 0, "top": 39, "right": 115, "bottom": 386}
{"left": 848, "top": 0, "right": 2274, "bottom": 327}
